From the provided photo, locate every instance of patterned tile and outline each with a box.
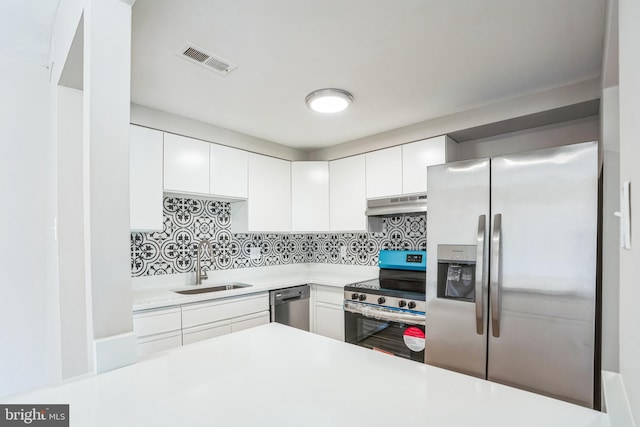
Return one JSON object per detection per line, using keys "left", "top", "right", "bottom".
{"left": 130, "top": 196, "right": 427, "bottom": 277}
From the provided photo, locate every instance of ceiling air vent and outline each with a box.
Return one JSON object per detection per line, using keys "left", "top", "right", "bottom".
{"left": 176, "top": 42, "right": 237, "bottom": 76}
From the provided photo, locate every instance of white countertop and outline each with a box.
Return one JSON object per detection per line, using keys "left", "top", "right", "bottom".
{"left": 132, "top": 263, "right": 378, "bottom": 311}
{"left": 3, "top": 324, "right": 609, "bottom": 427}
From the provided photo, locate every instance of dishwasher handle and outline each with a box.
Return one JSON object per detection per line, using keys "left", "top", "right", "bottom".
{"left": 270, "top": 285, "right": 311, "bottom": 306}
{"left": 280, "top": 294, "right": 304, "bottom": 303}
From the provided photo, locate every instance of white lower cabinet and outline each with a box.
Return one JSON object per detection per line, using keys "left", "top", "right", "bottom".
{"left": 182, "top": 321, "right": 231, "bottom": 346}
{"left": 133, "top": 307, "right": 182, "bottom": 358}
{"left": 231, "top": 311, "right": 270, "bottom": 333}
{"left": 134, "top": 292, "right": 270, "bottom": 356}
{"left": 182, "top": 311, "right": 270, "bottom": 345}
{"left": 315, "top": 303, "right": 344, "bottom": 341}
{"left": 181, "top": 293, "right": 269, "bottom": 345}
{"left": 137, "top": 331, "right": 182, "bottom": 358}
{"left": 312, "top": 285, "right": 345, "bottom": 341}
{"left": 181, "top": 293, "right": 269, "bottom": 328}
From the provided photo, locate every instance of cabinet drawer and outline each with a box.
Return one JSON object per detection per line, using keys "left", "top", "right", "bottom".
{"left": 181, "top": 293, "right": 269, "bottom": 329}
{"left": 137, "top": 330, "right": 182, "bottom": 358}
{"left": 231, "top": 311, "right": 270, "bottom": 333}
{"left": 315, "top": 285, "right": 344, "bottom": 306}
{"left": 133, "top": 307, "right": 182, "bottom": 337}
{"left": 182, "top": 320, "right": 231, "bottom": 345}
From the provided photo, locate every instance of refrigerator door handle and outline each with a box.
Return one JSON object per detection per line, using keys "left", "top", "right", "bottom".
{"left": 490, "top": 213, "right": 502, "bottom": 337}
{"left": 475, "top": 215, "right": 486, "bottom": 335}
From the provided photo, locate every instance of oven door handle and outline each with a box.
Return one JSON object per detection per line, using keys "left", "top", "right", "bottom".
{"left": 344, "top": 301, "right": 425, "bottom": 326}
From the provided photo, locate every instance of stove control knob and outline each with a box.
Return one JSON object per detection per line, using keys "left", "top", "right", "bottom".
{"left": 377, "top": 297, "right": 386, "bottom": 304}
{"left": 408, "top": 301, "right": 417, "bottom": 309}
{"left": 351, "top": 293, "right": 359, "bottom": 300}
{"left": 398, "top": 300, "right": 407, "bottom": 308}
{"left": 359, "top": 294, "right": 367, "bottom": 301}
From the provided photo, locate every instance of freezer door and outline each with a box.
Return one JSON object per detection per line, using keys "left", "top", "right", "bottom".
{"left": 488, "top": 141, "right": 597, "bottom": 407}
{"left": 425, "top": 159, "right": 490, "bottom": 378}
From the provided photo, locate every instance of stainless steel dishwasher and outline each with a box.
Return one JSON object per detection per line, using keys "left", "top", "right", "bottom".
{"left": 269, "top": 285, "right": 310, "bottom": 331}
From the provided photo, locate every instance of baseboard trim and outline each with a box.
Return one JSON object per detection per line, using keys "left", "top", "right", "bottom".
{"left": 94, "top": 332, "right": 137, "bottom": 374}
{"left": 602, "top": 370, "right": 636, "bottom": 427}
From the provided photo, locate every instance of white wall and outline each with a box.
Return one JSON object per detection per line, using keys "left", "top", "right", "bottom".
{"left": 0, "top": 54, "right": 59, "bottom": 396}
{"left": 50, "top": 0, "right": 83, "bottom": 85}
{"left": 455, "top": 116, "right": 599, "bottom": 160}
{"left": 618, "top": 0, "right": 640, "bottom": 422}
{"left": 57, "top": 85, "right": 91, "bottom": 379}
{"left": 131, "top": 103, "right": 308, "bottom": 161}
{"left": 83, "top": 0, "right": 135, "bottom": 371}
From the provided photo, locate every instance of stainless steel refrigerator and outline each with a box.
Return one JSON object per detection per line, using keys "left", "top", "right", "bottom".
{"left": 425, "top": 141, "right": 598, "bottom": 408}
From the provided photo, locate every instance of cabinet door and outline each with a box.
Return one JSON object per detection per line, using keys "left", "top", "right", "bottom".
{"left": 316, "top": 285, "right": 344, "bottom": 305}
{"left": 181, "top": 293, "right": 269, "bottom": 329}
{"left": 231, "top": 311, "right": 270, "bottom": 332}
{"left": 133, "top": 306, "right": 182, "bottom": 337}
{"left": 137, "top": 331, "right": 182, "bottom": 358}
{"left": 163, "top": 133, "right": 209, "bottom": 195}
{"left": 182, "top": 320, "right": 231, "bottom": 345}
{"left": 209, "top": 143, "right": 248, "bottom": 199}
{"left": 365, "top": 146, "right": 402, "bottom": 198}
{"left": 291, "top": 162, "right": 329, "bottom": 232}
{"left": 329, "top": 155, "right": 366, "bottom": 231}
{"left": 316, "top": 303, "right": 345, "bottom": 341}
{"left": 247, "top": 154, "right": 291, "bottom": 232}
{"left": 402, "top": 136, "right": 448, "bottom": 195}
{"left": 130, "top": 125, "right": 163, "bottom": 231}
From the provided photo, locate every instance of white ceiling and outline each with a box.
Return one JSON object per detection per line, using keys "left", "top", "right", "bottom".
{"left": 0, "top": 0, "right": 60, "bottom": 66}
{"left": 131, "top": 1, "right": 606, "bottom": 150}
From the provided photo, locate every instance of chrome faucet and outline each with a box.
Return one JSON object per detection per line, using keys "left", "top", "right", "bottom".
{"left": 195, "top": 239, "right": 214, "bottom": 285}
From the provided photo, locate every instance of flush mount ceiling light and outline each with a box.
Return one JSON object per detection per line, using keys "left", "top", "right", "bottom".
{"left": 305, "top": 88, "right": 353, "bottom": 113}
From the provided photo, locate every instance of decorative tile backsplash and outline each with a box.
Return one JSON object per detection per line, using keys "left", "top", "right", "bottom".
{"left": 131, "top": 196, "right": 426, "bottom": 277}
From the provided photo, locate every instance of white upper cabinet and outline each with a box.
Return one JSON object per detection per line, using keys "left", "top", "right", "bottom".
{"left": 291, "top": 162, "right": 329, "bottom": 232}
{"left": 330, "top": 155, "right": 366, "bottom": 231}
{"left": 365, "top": 137, "right": 456, "bottom": 198}
{"left": 163, "top": 133, "right": 209, "bottom": 195}
{"left": 130, "top": 125, "right": 163, "bottom": 231}
{"left": 209, "top": 144, "right": 248, "bottom": 199}
{"left": 402, "top": 136, "right": 455, "bottom": 194}
{"left": 232, "top": 153, "right": 291, "bottom": 232}
{"left": 365, "top": 146, "right": 403, "bottom": 198}
{"left": 164, "top": 133, "right": 249, "bottom": 199}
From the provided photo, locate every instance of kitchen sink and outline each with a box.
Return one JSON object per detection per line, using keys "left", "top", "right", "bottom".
{"left": 172, "top": 283, "right": 252, "bottom": 295}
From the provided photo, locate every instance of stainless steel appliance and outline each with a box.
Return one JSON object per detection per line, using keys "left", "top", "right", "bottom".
{"left": 270, "top": 285, "right": 310, "bottom": 331}
{"left": 365, "top": 195, "right": 427, "bottom": 232}
{"left": 344, "top": 250, "right": 426, "bottom": 362}
{"left": 425, "top": 141, "right": 598, "bottom": 407}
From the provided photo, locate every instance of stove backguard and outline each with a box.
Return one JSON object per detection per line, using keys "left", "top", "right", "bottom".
{"left": 378, "top": 268, "right": 426, "bottom": 294}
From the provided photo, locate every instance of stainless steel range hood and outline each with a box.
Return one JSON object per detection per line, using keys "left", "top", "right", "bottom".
{"left": 365, "top": 195, "right": 427, "bottom": 217}
{"left": 365, "top": 195, "right": 427, "bottom": 232}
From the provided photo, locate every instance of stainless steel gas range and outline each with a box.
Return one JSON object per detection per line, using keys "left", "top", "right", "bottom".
{"left": 344, "top": 250, "right": 426, "bottom": 362}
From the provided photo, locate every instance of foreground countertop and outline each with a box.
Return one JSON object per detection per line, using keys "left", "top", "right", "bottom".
{"left": 4, "top": 324, "right": 609, "bottom": 427}
{"left": 132, "top": 263, "right": 378, "bottom": 311}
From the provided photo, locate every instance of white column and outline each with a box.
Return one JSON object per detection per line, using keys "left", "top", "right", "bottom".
{"left": 57, "top": 85, "right": 91, "bottom": 379}
{"left": 83, "top": 0, "right": 135, "bottom": 372}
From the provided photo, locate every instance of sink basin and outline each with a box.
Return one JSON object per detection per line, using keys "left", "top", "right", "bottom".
{"left": 173, "top": 283, "right": 252, "bottom": 295}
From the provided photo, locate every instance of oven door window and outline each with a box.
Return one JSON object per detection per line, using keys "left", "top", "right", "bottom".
{"left": 345, "top": 311, "right": 425, "bottom": 362}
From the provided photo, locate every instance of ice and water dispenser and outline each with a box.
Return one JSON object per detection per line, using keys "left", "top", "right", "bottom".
{"left": 437, "top": 245, "right": 476, "bottom": 302}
